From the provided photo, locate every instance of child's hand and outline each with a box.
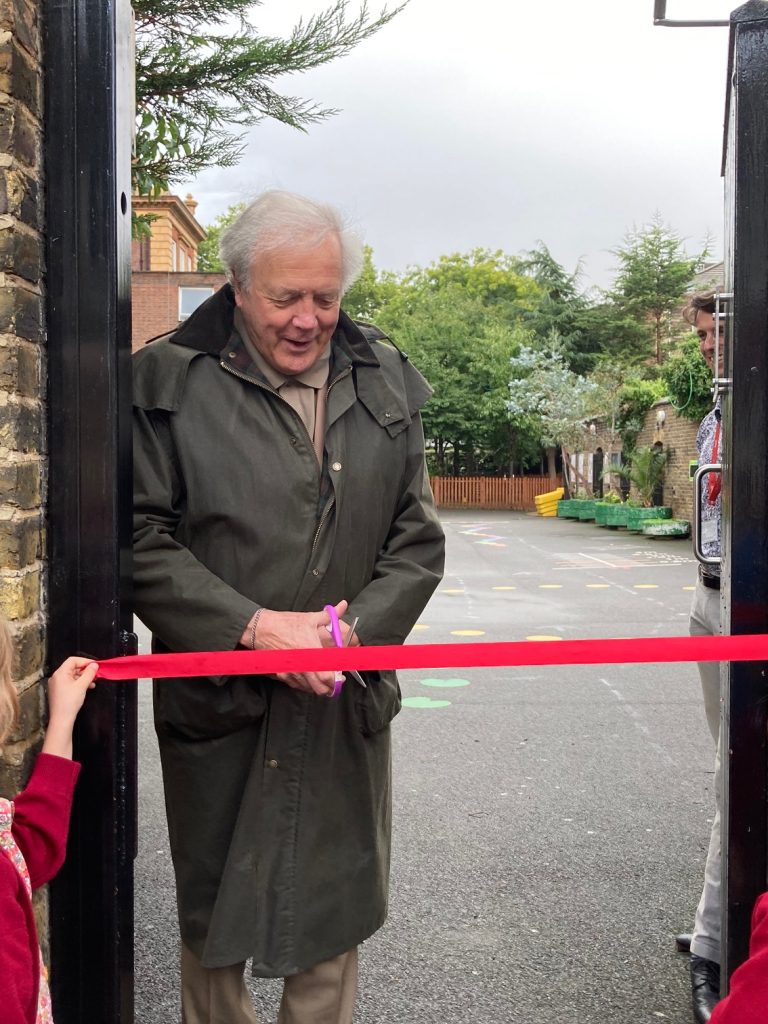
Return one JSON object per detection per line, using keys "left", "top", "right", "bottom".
{"left": 41, "top": 657, "right": 98, "bottom": 759}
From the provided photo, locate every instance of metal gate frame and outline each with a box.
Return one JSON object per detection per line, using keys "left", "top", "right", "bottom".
{"left": 721, "top": 0, "right": 768, "bottom": 986}
{"left": 43, "top": 1, "right": 136, "bottom": 1020}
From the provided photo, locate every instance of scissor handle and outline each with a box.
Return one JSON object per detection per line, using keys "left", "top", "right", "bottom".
{"left": 324, "top": 605, "right": 345, "bottom": 697}
{"left": 324, "top": 604, "right": 344, "bottom": 648}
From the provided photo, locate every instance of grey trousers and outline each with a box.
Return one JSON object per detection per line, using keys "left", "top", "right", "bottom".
{"left": 689, "top": 578, "right": 722, "bottom": 965}
{"left": 181, "top": 945, "right": 359, "bottom": 1024}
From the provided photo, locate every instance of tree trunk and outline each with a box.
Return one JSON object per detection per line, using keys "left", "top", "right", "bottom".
{"left": 546, "top": 446, "right": 557, "bottom": 479}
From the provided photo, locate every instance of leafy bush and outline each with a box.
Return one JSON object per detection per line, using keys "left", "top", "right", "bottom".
{"left": 616, "top": 377, "right": 667, "bottom": 453}
{"left": 615, "top": 446, "right": 670, "bottom": 507}
{"left": 662, "top": 336, "right": 714, "bottom": 421}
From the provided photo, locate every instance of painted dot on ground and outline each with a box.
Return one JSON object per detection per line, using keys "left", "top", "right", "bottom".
{"left": 634, "top": 584, "right": 659, "bottom": 589}
{"left": 441, "top": 588, "right": 465, "bottom": 594}
{"left": 586, "top": 584, "right": 610, "bottom": 589}
{"left": 450, "top": 629, "right": 486, "bottom": 637}
{"left": 402, "top": 696, "right": 452, "bottom": 709}
{"left": 411, "top": 623, "right": 430, "bottom": 630}
{"left": 420, "top": 677, "right": 471, "bottom": 688}
{"left": 526, "top": 634, "right": 563, "bottom": 641}
{"left": 683, "top": 585, "right": 695, "bottom": 591}
{"left": 492, "top": 585, "right": 517, "bottom": 591}
{"left": 539, "top": 584, "right": 563, "bottom": 589}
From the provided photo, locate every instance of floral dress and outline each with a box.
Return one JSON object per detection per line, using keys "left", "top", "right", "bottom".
{"left": 0, "top": 797, "right": 54, "bottom": 1024}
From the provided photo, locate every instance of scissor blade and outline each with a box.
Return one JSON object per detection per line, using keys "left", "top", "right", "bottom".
{"left": 347, "top": 670, "right": 367, "bottom": 689}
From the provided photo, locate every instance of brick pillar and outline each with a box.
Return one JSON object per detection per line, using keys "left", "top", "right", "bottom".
{"left": 0, "top": 0, "right": 48, "bottom": 941}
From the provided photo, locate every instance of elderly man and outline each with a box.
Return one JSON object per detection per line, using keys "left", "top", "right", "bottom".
{"left": 681, "top": 292, "right": 724, "bottom": 1022}
{"left": 133, "top": 191, "right": 445, "bottom": 1023}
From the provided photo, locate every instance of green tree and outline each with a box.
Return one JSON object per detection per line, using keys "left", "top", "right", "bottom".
{"left": 571, "top": 300, "right": 653, "bottom": 369}
{"left": 197, "top": 203, "right": 246, "bottom": 272}
{"left": 610, "top": 215, "right": 706, "bottom": 364}
{"left": 133, "top": 1, "right": 406, "bottom": 195}
{"left": 340, "top": 245, "right": 394, "bottom": 321}
{"left": 507, "top": 337, "right": 596, "bottom": 493}
{"left": 411, "top": 248, "right": 542, "bottom": 312}
{"left": 584, "top": 360, "right": 627, "bottom": 493}
{"left": 376, "top": 280, "right": 533, "bottom": 475}
{"left": 518, "top": 244, "right": 597, "bottom": 374}
{"left": 614, "top": 376, "right": 667, "bottom": 453}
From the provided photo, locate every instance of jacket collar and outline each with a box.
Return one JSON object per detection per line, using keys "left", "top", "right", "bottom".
{"left": 170, "top": 283, "right": 381, "bottom": 367}
{"left": 170, "top": 284, "right": 412, "bottom": 435}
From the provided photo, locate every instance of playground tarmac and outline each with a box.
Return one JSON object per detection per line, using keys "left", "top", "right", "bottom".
{"left": 135, "top": 510, "right": 711, "bottom": 1023}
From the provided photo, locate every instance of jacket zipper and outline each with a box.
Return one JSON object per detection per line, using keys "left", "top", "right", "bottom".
{"left": 220, "top": 360, "right": 316, "bottom": 449}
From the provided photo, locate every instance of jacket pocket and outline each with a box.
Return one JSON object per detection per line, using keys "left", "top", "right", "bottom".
{"left": 154, "top": 675, "right": 267, "bottom": 740}
{"left": 354, "top": 670, "right": 401, "bottom": 736}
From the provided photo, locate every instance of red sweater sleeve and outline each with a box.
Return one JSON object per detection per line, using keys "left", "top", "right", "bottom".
{"left": 11, "top": 753, "right": 81, "bottom": 889}
{"left": 710, "top": 892, "right": 768, "bottom": 1024}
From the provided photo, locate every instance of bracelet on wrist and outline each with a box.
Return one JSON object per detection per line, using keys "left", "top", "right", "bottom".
{"left": 249, "top": 608, "right": 264, "bottom": 650}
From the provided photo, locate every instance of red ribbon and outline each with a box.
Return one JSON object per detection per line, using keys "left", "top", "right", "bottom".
{"left": 96, "top": 633, "right": 768, "bottom": 680}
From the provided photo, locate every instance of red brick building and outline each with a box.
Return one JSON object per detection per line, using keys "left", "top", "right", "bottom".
{"left": 131, "top": 192, "right": 226, "bottom": 351}
{"left": 132, "top": 270, "right": 226, "bottom": 351}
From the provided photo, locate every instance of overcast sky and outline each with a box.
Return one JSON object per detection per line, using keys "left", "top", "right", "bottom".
{"left": 181, "top": 0, "right": 737, "bottom": 292}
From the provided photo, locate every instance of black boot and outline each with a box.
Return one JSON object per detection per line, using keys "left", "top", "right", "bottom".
{"left": 690, "top": 955, "right": 720, "bottom": 1023}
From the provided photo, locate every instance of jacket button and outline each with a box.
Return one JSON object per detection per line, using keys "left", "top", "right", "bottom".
{"left": 312, "top": 569, "right": 320, "bottom": 577}
{"left": 384, "top": 410, "right": 392, "bottom": 419}
{"left": 331, "top": 461, "right": 342, "bottom": 471}
{"left": 266, "top": 758, "right": 279, "bottom": 769}
{"left": 289, "top": 436, "right": 298, "bottom": 446}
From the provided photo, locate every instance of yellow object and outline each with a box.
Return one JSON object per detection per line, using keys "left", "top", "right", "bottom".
{"left": 534, "top": 486, "right": 564, "bottom": 515}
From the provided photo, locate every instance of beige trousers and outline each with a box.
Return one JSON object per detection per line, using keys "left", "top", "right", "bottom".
{"left": 181, "top": 944, "right": 359, "bottom": 1024}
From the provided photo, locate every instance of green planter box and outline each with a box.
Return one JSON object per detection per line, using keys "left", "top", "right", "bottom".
{"left": 561, "top": 499, "right": 585, "bottom": 519}
{"left": 604, "top": 504, "right": 630, "bottom": 529}
{"left": 594, "top": 502, "right": 619, "bottom": 526}
{"left": 643, "top": 518, "right": 690, "bottom": 538}
{"left": 556, "top": 499, "right": 572, "bottom": 517}
{"left": 577, "top": 500, "right": 597, "bottom": 521}
{"left": 626, "top": 506, "right": 673, "bottom": 532}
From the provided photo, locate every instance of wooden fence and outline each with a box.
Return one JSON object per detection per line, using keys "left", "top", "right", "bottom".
{"left": 430, "top": 475, "right": 561, "bottom": 511}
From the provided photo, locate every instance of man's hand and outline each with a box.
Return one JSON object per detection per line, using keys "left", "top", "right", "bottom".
{"left": 244, "top": 601, "right": 349, "bottom": 696}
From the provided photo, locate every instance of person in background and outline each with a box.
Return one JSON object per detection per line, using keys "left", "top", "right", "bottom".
{"left": 0, "top": 616, "right": 98, "bottom": 1024}
{"left": 133, "top": 190, "right": 445, "bottom": 1024}
{"left": 679, "top": 292, "right": 724, "bottom": 1022}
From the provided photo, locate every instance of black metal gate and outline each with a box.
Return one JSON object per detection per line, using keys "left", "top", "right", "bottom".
{"left": 44, "top": 1, "right": 136, "bottom": 1020}
{"left": 720, "top": 1, "right": 768, "bottom": 985}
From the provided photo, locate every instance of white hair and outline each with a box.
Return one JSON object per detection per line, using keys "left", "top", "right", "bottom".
{"left": 219, "top": 190, "right": 364, "bottom": 295}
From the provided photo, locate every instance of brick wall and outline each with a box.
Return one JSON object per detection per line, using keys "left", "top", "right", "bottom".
{"left": 0, "top": 0, "right": 48, "bottom": 944}
{"left": 132, "top": 270, "right": 226, "bottom": 351}
{"left": 636, "top": 398, "right": 700, "bottom": 518}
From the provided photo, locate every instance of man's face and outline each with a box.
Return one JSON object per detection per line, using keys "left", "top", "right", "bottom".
{"left": 696, "top": 310, "right": 725, "bottom": 377}
{"left": 234, "top": 234, "right": 343, "bottom": 376}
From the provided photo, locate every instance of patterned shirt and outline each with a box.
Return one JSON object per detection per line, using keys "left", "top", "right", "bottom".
{"left": 696, "top": 400, "right": 722, "bottom": 573}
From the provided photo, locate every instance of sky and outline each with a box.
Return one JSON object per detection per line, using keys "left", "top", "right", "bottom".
{"left": 180, "top": 0, "right": 738, "bottom": 292}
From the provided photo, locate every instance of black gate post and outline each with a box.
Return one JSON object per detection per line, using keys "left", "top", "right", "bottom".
{"left": 43, "top": 1, "right": 136, "bottom": 1021}
{"left": 720, "top": 1, "right": 768, "bottom": 985}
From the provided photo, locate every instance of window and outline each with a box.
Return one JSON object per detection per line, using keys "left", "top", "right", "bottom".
{"left": 179, "top": 287, "right": 214, "bottom": 320}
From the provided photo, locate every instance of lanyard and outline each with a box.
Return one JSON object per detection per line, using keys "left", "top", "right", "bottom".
{"left": 708, "top": 421, "right": 722, "bottom": 505}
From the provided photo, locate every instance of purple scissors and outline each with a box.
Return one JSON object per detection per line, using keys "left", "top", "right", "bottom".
{"left": 324, "top": 604, "right": 366, "bottom": 697}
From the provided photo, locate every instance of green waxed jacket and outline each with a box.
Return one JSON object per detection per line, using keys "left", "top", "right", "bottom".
{"left": 132, "top": 285, "right": 445, "bottom": 975}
